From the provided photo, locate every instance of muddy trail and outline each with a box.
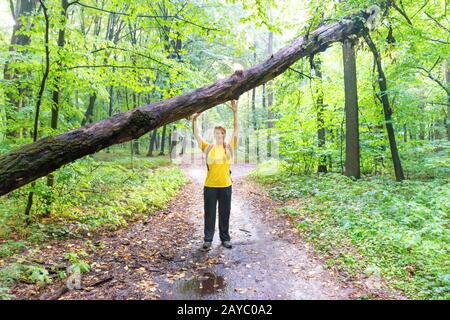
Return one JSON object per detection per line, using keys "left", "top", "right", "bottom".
{"left": 155, "top": 163, "right": 357, "bottom": 300}
{"left": 11, "top": 162, "right": 385, "bottom": 300}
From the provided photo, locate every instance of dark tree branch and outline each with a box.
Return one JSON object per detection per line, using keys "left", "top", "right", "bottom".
{"left": 65, "top": 64, "right": 163, "bottom": 72}
{"left": 411, "top": 58, "right": 449, "bottom": 94}
{"left": 9, "top": 0, "right": 15, "bottom": 20}
{"left": 288, "top": 67, "right": 312, "bottom": 79}
{"left": 91, "top": 46, "right": 172, "bottom": 68}
{"left": 410, "top": 1, "right": 428, "bottom": 20}
{"left": 424, "top": 11, "right": 450, "bottom": 33}
{"left": 390, "top": 0, "right": 413, "bottom": 25}
{"left": 75, "top": 1, "right": 219, "bottom": 31}
{"left": 33, "top": 0, "right": 50, "bottom": 142}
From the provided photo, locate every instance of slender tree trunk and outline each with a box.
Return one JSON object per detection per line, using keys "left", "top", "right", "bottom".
{"left": 81, "top": 93, "right": 97, "bottom": 126}
{"left": 363, "top": 32, "right": 404, "bottom": 181}
{"left": 147, "top": 129, "right": 158, "bottom": 157}
{"left": 445, "top": 59, "right": 450, "bottom": 141}
{"left": 251, "top": 49, "right": 260, "bottom": 163}
{"left": 46, "top": 0, "right": 70, "bottom": 211}
{"left": 159, "top": 125, "right": 167, "bottom": 155}
{"left": 179, "top": 129, "right": 186, "bottom": 156}
{"left": 340, "top": 110, "right": 345, "bottom": 174}
{"left": 312, "top": 57, "right": 328, "bottom": 173}
{"left": 267, "top": 25, "right": 274, "bottom": 158}
{"left": 343, "top": 38, "right": 360, "bottom": 179}
{"left": 245, "top": 91, "right": 250, "bottom": 164}
{"left": 252, "top": 84, "right": 260, "bottom": 163}
{"left": 132, "top": 93, "right": 140, "bottom": 155}
{"left": 403, "top": 124, "right": 407, "bottom": 143}
{"left": 24, "top": 0, "right": 50, "bottom": 219}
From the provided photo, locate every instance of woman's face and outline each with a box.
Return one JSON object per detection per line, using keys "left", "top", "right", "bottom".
{"left": 214, "top": 128, "right": 225, "bottom": 143}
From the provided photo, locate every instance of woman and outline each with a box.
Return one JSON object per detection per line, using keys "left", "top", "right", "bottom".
{"left": 191, "top": 99, "right": 239, "bottom": 250}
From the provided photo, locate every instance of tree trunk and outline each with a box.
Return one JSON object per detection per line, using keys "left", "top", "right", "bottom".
{"left": 0, "top": 8, "right": 378, "bottom": 196}
{"left": 46, "top": 0, "right": 70, "bottom": 203}
{"left": 24, "top": 0, "right": 50, "bottom": 218}
{"left": 159, "top": 125, "right": 167, "bottom": 155}
{"left": 251, "top": 84, "right": 260, "bottom": 163}
{"left": 312, "top": 57, "right": 328, "bottom": 173}
{"left": 445, "top": 59, "right": 450, "bottom": 141}
{"left": 267, "top": 24, "right": 274, "bottom": 158}
{"left": 179, "top": 129, "right": 186, "bottom": 156}
{"left": 343, "top": 38, "right": 360, "bottom": 179}
{"left": 363, "top": 32, "right": 404, "bottom": 181}
{"left": 245, "top": 91, "right": 250, "bottom": 164}
{"left": 132, "top": 93, "right": 140, "bottom": 155}
{"left": 81, "top": 93, "right": 97, "bottom": 126}
{"left": 147, "top": 129, "right": 158, "bottom": 157}
{"left": 251, "top": 50, "right": 260, "bottom": 163}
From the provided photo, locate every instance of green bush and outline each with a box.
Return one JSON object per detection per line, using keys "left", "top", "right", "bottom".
{"left": 251, "top": 159, "right": 449, "bottom": 299}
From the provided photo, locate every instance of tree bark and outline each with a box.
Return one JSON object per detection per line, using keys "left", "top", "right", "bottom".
{"left": 267, "top": 18, "right": 274, "bottom": 158}
{"left": 147, "top": 129, "right": 158, "bottom": 157}
{"left": 47, "top": 0, "right": 70, "bottom": 197}
{"left": 445, "top": 59, "right": 450, "bottom": 141}
{"left": 245, "top": 91, "right": 250, "bottom": 164}
{"left": 24, "top": 0, "right": 50, "bottom": 218}
{"left": 312, "top": 56, "right": 328, "bottom": 173}
{"left": 159, "top": 125, "right": 167, "bottom": 155}
{"left": 81, "top": 93, "right": 97, "bottom": 126}
{"left": 363, "top": 32, "right": 404, "bottom": 181}
{"left": 0, "top": 8, "right": 376, "bottom": 196}
{"left": 343, "top": 38, "right": 360, "bottom": 179}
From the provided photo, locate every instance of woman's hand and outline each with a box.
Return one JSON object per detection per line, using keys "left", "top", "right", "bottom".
{"left": 230, "top": 99, "right": 238, "bottom": 113}
{"left": 189, "top": 112, "right": 202, "bottom": 121}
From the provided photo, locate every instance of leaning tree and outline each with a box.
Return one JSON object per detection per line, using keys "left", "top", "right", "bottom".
{"left": 0, "top": 6, "right": 381, "bottom": 196}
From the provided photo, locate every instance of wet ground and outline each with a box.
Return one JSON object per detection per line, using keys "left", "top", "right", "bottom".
{"left": 11, "top": 159, "right": 380, "bottom": 300}
{"left": 154, "top": 163, "right": 357, "bottom": 299}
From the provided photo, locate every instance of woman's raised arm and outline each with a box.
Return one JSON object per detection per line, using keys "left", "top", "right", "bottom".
{"left": 230, "top": 99, "right": 239, "bottom": 147}
{"left": 190, "top": 112, "right": 204, "bottom": 147}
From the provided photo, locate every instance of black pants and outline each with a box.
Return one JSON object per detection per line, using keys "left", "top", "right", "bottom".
{"left": 203, "top": 185, "right": 232, "bottom": 242}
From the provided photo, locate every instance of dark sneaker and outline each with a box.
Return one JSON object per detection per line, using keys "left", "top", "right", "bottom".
{"left": 221, "top": 241, "right": 232, "bottom": 249}
{"left": 201, "top": 241, "right": 212, "bottom": 251}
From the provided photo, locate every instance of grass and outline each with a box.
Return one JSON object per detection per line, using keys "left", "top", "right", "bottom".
{"left": 249, "top": 158, "right": 449, "bottom": 300}
{"left": 0, "top": 148, "right": 188, "bottom": 298}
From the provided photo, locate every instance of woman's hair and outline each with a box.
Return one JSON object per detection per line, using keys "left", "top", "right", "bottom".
{"left": 214, "top": 125, "right": 227, "bottom": 149}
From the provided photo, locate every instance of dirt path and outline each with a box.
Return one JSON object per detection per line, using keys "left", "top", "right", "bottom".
{"left": 154, "top": 163, "right": 359, "bottom": 300}
{"left": 11, "top": 162, "right": 370, "bottom": 300}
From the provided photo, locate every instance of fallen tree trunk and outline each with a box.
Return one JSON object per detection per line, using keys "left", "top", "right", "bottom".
{"left": 0, "top": 8, "right": 377, "bottom": 196}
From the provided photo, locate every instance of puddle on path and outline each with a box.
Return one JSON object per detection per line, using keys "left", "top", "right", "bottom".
{"left": 159, "top": 270, "right": 227, "bottom": 299}
{"left": 178, "top": 271, "right": 226, "bottom": 296}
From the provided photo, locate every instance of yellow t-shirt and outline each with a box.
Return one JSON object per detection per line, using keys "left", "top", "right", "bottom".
{"left": 200, "top": 137, "right": 237, "bottom": 187}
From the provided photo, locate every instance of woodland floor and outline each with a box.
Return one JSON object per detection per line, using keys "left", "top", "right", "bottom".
{"left": 10, "top": 160, "right": 400, "bottom": 300}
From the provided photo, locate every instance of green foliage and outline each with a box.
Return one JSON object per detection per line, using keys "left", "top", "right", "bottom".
{"left": 0, "top": 262, "right": 52, "bottom": 297}
{"left": 400, "top": 140, "right": 450, "bottom": 180}
{"left": 251, "top": 159, "right": 449, "bottom": 299}
{"left": 0, "top": 240, "right": 27, "bottom": 258}
{"left": 0, "top": 286, "right": 15, "bottom": 300}
{"left": 24, "top": 265, "right": 52, "bottom": 286}
{"left": 64, "top": 250, "right": 90, "bottom": 274}
{"left": 0, "top": 151, "right": 187, "bottom": 243}
{"left": 0, "top": 151, "right": 187, "bottom": 298}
